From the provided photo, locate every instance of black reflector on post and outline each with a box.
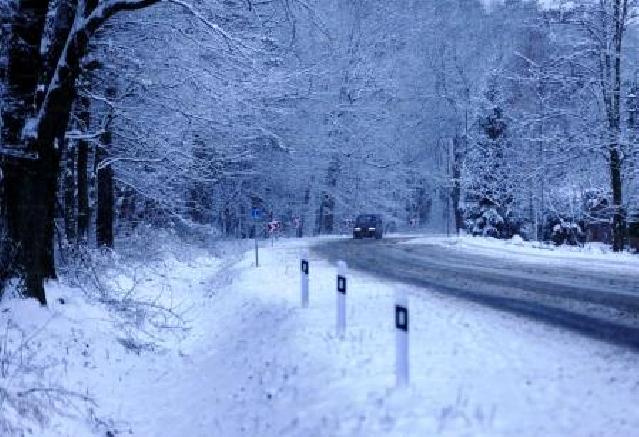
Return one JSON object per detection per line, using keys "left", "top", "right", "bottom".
{"left": 337, "top": 275, "right": 346, "bottom": 294}
{"left": 395, "top": 305, "right": 408, "bottom": 332}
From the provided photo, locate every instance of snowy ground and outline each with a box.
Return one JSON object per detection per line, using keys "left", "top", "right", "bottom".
{"left": 2, "top": 236, "right": 639, "bottom": 436}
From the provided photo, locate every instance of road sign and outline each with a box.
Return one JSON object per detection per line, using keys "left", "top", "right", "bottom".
{"left": 251, "top": 207, "right": 263, "bottom": 221}
{"left": 267, "top": 220, "right": 281, "bottom": 233}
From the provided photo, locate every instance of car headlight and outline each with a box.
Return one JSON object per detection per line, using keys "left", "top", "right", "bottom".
{"left": 354, "top": 227, "right": 361, "bottom": 231}
{"left": 369, "top": 227, "right": 376, "bottom": 231}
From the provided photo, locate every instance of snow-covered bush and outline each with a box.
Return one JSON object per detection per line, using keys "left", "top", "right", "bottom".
{"left": 580, "top": 189, "right": 613, "bottom": 244}
{"left": 465, "top": 202, "right": 521, "bottom": 239}
{"left": 549, "top": 218, "right": 585, "bottom": 246}
{"left": 476, "top": 207, "right": 504, "bottom": 238}
{"left": 0, "top": 308, "right": 94, "bottom": 435}
{"left": 59, "top": 236, "right": 188, "bottom": 354}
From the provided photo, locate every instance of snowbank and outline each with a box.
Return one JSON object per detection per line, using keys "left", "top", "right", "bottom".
{"left": 401, "top": 234, "right": 639, "bottom": 274}
{"left": 0, "top": 243, "right": 230, "bottom": 436}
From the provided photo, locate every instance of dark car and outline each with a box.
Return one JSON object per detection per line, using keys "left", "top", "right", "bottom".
{"left": 353, "top": 214, "right": 383, "bottom": 239}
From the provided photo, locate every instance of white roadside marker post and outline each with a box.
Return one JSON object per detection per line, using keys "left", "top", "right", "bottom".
{"left": 336, "top": 261, "right": 347, "bottom": 338}
{"left": 300, "top": 251, "right": 309, "bottom": 308}
{"left": 251, "top": 207, "right": 262, "bottom": 268}
{"left": 255, "top": 233, "right": 259, "bottom": 268}
{"left": 395, "top": 294, "right": 409, "bottom": 387}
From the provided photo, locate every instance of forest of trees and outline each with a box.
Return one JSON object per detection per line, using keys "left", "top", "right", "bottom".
{"left": 1, "top": 0, "right": 638, "bottom": 304}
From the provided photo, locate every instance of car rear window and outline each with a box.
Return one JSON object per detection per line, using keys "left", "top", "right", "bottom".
{"left": 356, "top": 215, "right": 380, "bottom": 226}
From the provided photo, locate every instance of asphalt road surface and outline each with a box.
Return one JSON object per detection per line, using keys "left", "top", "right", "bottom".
{"left": 314, "top": 237, "right": 639, "bottom": 350}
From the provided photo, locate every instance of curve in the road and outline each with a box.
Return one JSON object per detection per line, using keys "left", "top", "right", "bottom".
{"left": 315, "top": 238, "right": 639, "bottom": 351}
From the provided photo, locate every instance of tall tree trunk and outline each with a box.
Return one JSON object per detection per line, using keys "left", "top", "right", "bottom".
{"left": 451, "top": 136, "right": 463, "bottom": 234}
{"left": 96, "top": 107, "right": 114, "bottom": 248}
{"left": 3, "top": 153, "right": 58, "bottom": 305}
{"left": 63, "top": 140, "right": 76, "bottom": 242}
{"left": 610, "top": 0, "right": 627, "bottom": 252}
{"left": 0, "top": 0, "right": 50, "bottom": 304}
{"left": 76, "top": 98, "right": 90, "bottom": 241}
{"left": 96, "top": 158, "right": 114, "bottom": 248}
{"left": 610, "top": 146, "right": 625, "bottom": 250}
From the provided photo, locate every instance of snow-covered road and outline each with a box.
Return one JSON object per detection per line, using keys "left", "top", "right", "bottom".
{"left": 115, "top": 237, "right": 639, "bottom": 436}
